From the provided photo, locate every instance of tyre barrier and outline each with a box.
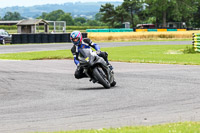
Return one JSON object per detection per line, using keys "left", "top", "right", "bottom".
{"left": 192, "top": 33, "right": 200, "bottom": 52}
{"left": 28, "top": 34, "right": 35, "bottom": 43}
{"left": 11, "top": 34, "right": 21, "bottom": 44}
{"left": 55, "top": 34, "right": 60, "bottom": 43}
{"left": 34, "top": 34, "right": 42, "bottom": 43}
{"left": 21, "top": 34, "right": 28, "bottom": 44}
{"left": 11, "top": 33, "right": 87, "bottom": 44}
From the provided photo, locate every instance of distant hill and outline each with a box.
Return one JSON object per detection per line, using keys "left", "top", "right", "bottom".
{"left": 0, "top": 2, "right": 122, "bottom": 19}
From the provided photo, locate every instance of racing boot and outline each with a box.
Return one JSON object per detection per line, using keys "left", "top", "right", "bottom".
{"left": 108, "top": 64, "right": 113, "bottom": 70}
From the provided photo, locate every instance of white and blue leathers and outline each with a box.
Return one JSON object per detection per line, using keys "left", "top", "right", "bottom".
{"left": 71, "top": 38, "right": 100, "bottom": 66}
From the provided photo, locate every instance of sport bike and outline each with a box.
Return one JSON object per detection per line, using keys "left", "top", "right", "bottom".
{"left": 78, "top": 48, "right": 116, "bottom": 89}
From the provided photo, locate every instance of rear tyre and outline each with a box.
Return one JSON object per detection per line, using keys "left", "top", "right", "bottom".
{"left": 111, "top": 81, "right": 116, "bottom": 87}
{"left": 93, "top": 67, "right": 110, "bottom": 89}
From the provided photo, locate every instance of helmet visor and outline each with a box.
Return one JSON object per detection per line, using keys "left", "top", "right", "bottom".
{"left": 72, "top": 37, "right": 79, "bottom": 42}
{"left": 72, "top": 37, "right": 80, "bottom": 45}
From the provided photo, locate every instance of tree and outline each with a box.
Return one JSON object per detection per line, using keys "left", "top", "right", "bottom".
{"left": 58, "top": 13, "right": 74, "bottom": 26}
{"left": 37, "top": 12, "right": 48, "bottom": 19}
{"left": 145, "top": 0, "right": 199, "bottom": 27}
{"left": 193, "top": 1, "right": 200, "bottom": 27}
{"left": 44, "top": 10, "right": 65, "bottom": 21}
{"left": 74, "top": 17, "right": 86, "bottom": 24}
{"left": 172, "top": 0, "right": 198, "bottom": 27}
{"left": 115, "top": 5, "right": 130, "bottom": 25}
{"left": 99, "top": 3, "right": 116, "bottom": 27}
{"left": 95, "top": 13, "right": 103, "bottom": 21}
{"left": 122, "top": 0, "right": 143, "bottom": 28}
{"left": 3, "top": 11, "right": 23, "bottom": 20}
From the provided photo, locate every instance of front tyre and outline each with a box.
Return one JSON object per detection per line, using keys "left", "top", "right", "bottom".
{"left": 93, "top": 67, "right": 110, "bottom": 89}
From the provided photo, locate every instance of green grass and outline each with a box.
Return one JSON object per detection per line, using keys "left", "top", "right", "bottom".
{"left": 36, "top": 122, "right": 200, "bottom": 133}
{"left": 105, "top": 45, "right": 200, "bottom": 65}
{"left": 0, "top": 45, "right": 199, "bottom": 65}
{"left": 0, "top": 50, "right": 72, "bottom": 60}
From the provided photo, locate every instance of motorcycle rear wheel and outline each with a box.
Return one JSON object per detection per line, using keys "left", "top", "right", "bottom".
{"left": 111, "top": 80, "right": 116, "bottom": 87}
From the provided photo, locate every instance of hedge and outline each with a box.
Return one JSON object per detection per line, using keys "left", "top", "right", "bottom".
{"left": 0, "top": 25, "right": 109, "bottom": 31}
{"left": 0, "top": 25, "right": 17, "bottom": 30}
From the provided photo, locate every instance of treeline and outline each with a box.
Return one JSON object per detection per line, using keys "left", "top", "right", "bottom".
{"left": 0, "top": 10, "right": 108, "bottom": 27}
{"left": 1, "top": 0, "right": 200, "bottom": 28}
{"left": 0, "top": 25, "right": 109, "bottom": 31}
{"left": 37, "top": 10, "right": 107, "bottom": 26}
{"left": 0, "top": 11, "right": 24, "bottom": 20}
{"left": 99, "top": 0, "right": 200, "bottom": 28}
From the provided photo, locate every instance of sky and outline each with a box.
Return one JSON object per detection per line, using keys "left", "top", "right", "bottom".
{"left": 0, "top": 0, "right": 123, "bottom": 8}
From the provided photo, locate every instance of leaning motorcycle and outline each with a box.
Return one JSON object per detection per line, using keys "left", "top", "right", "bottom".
{"left": 78, "top": 48, "right": 116, "bottom": 89}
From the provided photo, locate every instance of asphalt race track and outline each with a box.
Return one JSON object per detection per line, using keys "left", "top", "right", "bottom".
{"left": 0, "top": 40, "right": 192, "bottom": 54}
{"left": 0, "top": 60, "right": 200, "bottom": 133}
{"left": 0, "top": 41, "right": 199, "bottom": 133}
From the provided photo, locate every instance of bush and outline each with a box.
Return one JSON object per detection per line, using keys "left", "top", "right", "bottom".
{"left": 0, "top": 25, "right": 17, "bottom": 30}
{"left": 66, "top": 26, "right": 109, "bottom": 30}
{"left": 183, "top": 46, "right": 197, "bottom": 54}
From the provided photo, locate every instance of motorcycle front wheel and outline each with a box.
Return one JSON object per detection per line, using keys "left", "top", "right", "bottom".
{"left": 93, "top": 67, "right": 110, "bottom": 89}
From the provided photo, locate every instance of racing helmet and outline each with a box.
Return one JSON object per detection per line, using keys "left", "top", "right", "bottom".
{"left": 70, "top": 31, "right": 82, "bottom": 45}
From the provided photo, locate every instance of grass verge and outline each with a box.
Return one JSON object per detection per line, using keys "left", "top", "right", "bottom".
{"left": 36, "top": 122, "right": 200, "bottom": 133}
{"left": 1, "top": 39, "right": 190, "bottom": 46}
{"left": 0, "top": 50, "right": 72, "bottom": 60}
{"left": 0, "top": 45, "right": 199, "bottom": 65}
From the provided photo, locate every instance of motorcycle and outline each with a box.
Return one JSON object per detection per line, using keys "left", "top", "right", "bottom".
{"left": 78, "top": 48, "right": 116, "bottom": 89}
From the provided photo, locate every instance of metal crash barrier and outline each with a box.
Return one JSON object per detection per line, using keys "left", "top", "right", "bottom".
{"left": 192, "top": 33, "right": 200, "bottom": 52}
{"left": 11, "top": 33, "right": 87, "bottom": 44}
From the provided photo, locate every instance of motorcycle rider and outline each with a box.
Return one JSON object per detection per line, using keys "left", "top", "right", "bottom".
{"left": 70, "top": 30, "right": 113, "bottom": 79}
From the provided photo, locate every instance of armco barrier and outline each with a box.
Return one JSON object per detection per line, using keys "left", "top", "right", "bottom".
{"left": 167, "top": 29, "right": 177, "bottom": 31}
{"left": 86, "top": 29, "right": 133, "bottom": 32}
{"left": 192, "top": 33, "right": 200, "bottom": 52}
{"left": 136, "top": 29, "right": 148, "bottom": 32}
{"left": 86, "top": 28, "right": 186, "bottom": 32}
{"left": 99, "top": 29, "right": 110, "bottom": 32}
{"left": 157, "top": 29, "right": 167, "bottom": 32}
{"left": 148, "top": 29, "right": 157, "bottom": 32}
{"left": 86, "top": 29, "right": 99, "bottom": 32}
{"left": 177, "top": 29, "right": 187, "bottom": 31}
{"left": 11, "top": 33, "right": 87, "bottom": 44}
{"left": 136, "top": 29, "right": 186, "bottom": 32}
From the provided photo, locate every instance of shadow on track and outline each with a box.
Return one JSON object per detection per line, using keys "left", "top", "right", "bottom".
{"left": 77, "top": 86, "right": 117, "bottom": 91}
{"left": 77, "top": 87, "right": 108, "bottom": 90}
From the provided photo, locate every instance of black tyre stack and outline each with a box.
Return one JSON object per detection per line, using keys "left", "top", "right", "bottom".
{"left": 11, "top": 34, "right": 21, "bottom": 44}
{"left": 10, "top": 33, "right": 87, "bottom": 44}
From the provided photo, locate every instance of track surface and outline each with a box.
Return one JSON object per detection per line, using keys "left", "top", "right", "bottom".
{"left": 0, "top": 41, "right": 199, "bottom": 133}
{"left": 0, "top": 41, "right": 192, "bottom": 54}
{"left": 0, "top": 60, "right": 200, "bottom": 133}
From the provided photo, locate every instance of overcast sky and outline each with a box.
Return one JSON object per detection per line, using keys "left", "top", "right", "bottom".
{"left": 0, "top": 0, "right": 123, "bottom": 8}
